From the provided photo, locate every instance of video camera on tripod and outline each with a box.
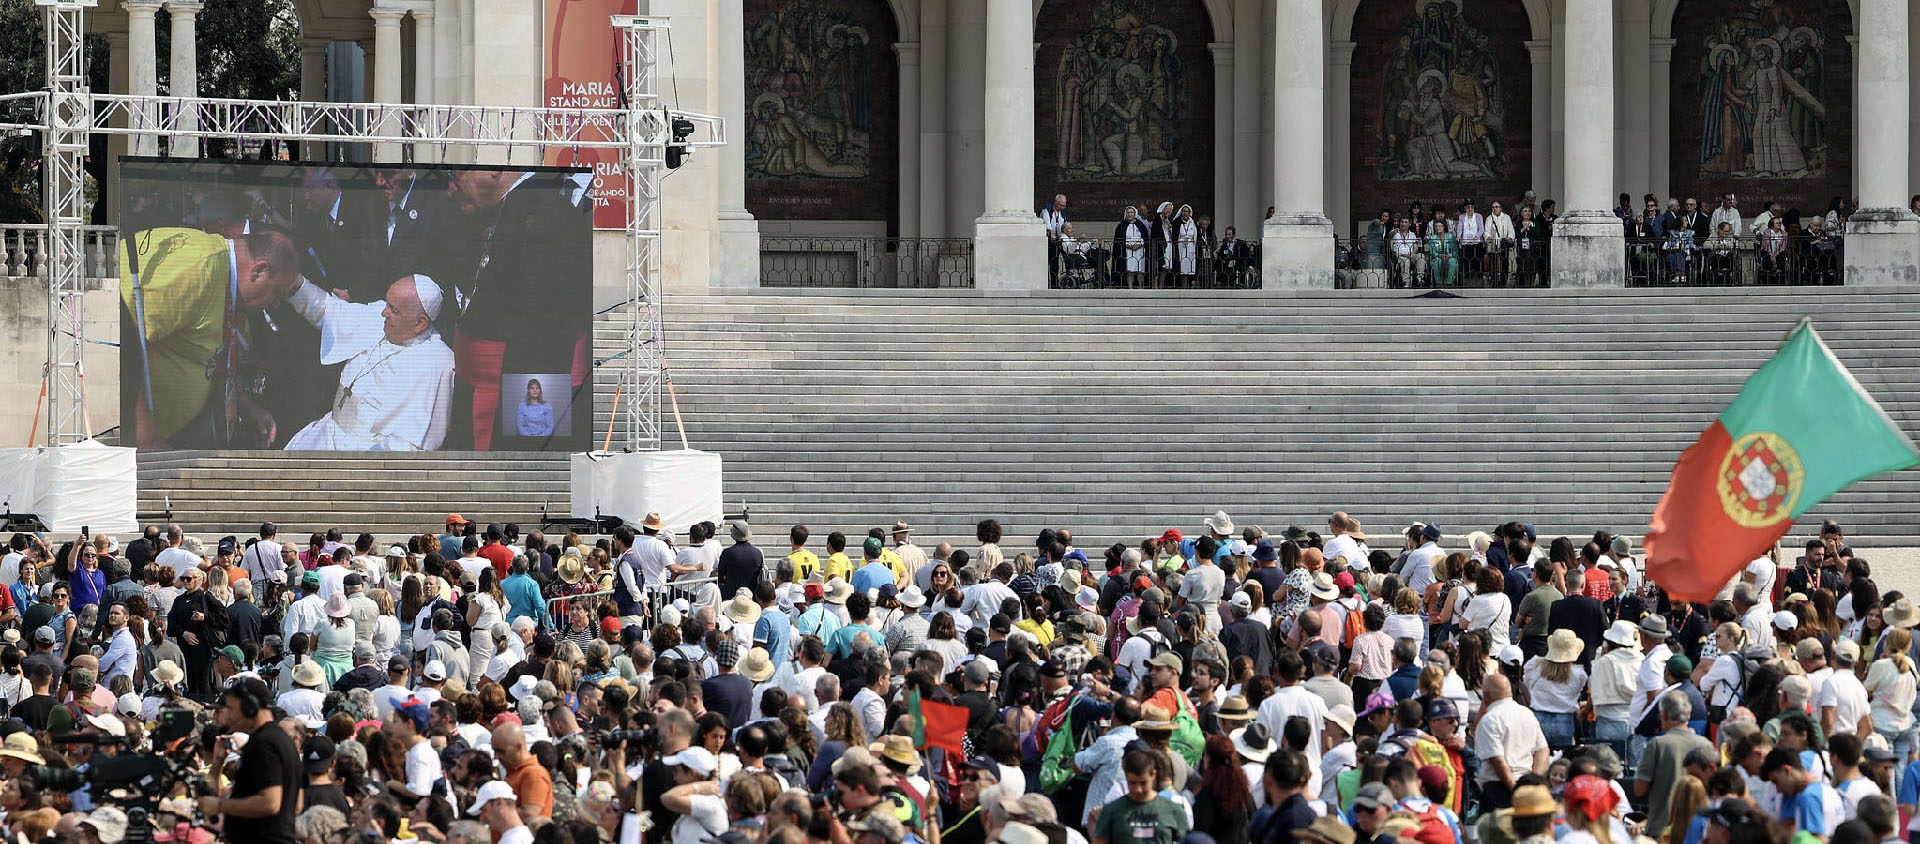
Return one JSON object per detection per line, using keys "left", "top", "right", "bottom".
{"left": 26, "top": 708, "right": 208, "bottom": 844}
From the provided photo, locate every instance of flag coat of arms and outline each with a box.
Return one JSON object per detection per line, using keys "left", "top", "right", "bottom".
{"left": 1645, "top": 319, "right": 1919, "bottom": 603}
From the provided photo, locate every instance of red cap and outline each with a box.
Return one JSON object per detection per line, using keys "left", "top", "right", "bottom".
{"left": 1418, "top": 765, "right": 1450, "bottom": 790}
{"left": 804, "top": 583, "right": 825, "bottom": 599}
{"left": 1333, "top": 571, "right": 1355, "bottom": 589}
{"left": 1157, "top": 529, "right": 1183, "bottom": 544}
{"left": 600, "top": 616, "right": 623, "bottom": 634}
{"left": 490, "top": 712, "right": 523, "bottom": 728}
{"left": 1133, "top": 575, "right": 1154, "bottom": 591}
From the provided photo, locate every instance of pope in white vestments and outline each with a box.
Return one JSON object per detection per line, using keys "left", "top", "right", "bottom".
{"left": 285, "top": 274, "right": 455, "bottom": 451}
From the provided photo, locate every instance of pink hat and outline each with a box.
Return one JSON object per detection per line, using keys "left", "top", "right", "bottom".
{"left": 324, "top": 593, "right": 350, "bottom": 618}
{"left": 1332, "top": 571, "right": 1355, "bottom": 589}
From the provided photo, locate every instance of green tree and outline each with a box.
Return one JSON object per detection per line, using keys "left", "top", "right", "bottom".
{"left": 0, "top": 0, "right": 298, "bottom": 222}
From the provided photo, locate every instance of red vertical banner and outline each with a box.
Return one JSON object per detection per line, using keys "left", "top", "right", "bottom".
{"left": 544, "top": 0, "right": 639, "bottom": 229}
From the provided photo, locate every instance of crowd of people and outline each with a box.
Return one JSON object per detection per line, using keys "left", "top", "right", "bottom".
{"left": 0, "top": 509, "right": 1906, "bottom": 844}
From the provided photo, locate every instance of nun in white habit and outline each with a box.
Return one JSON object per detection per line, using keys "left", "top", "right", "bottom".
{"left": 284, "top": 274, "right": 455, "bottom": 451}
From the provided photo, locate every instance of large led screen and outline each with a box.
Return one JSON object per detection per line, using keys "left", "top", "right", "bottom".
{"left": 118, "top": 160, "right": 594, "bottom": 453}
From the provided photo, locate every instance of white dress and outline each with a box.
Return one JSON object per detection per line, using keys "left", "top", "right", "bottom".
{"left": 1124, "top": 222, "right": 1147, "bottom": 273}
{"left": 468, "top": 593, "right": 503, "bottom": 681}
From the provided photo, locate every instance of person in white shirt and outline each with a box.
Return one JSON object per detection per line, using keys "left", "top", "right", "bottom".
{"left": 1821, "top": 639, "right": 1873, "bottom": 737}
{"left": 1734, "top": 583, "right": 1777, "bottom": 653}
{"left": 154, "top": 526, "right": 202, "bottom": 579}
{"left": 281, "top": 572, "right": 327, "bottom": 645}
{"left": 238, "top": 526, "right": 283, "bottom": 606}
{"left": 1743, "top": 553, "right": 1778, "bottom": 597}
{"left": 852, "top": 663, "right": 892, "bottom": 741}
{"left": 470, "top": 780, "right": 533, "bottom": 844}
{"left": 1473, "top": 674, "right": 1549, "bottom": 806}
{"left": 373, "top": 657, "right": 414, "bottom": 719}
{"left": 1629, "top": 617, "right": 1676, "bottom": 764}
{"left": 1455, "top": 200, "right": 1486, "bottom": 281}
{"left": 659, "top": 747, "right": 728, "bottom": 844}
{"left": 1255, "top": 650, "right": 1328, "bottom": 798}
{"left": 959, "top": 564, "right": 1018, "bottom": 629}
{"left": 388, "top": 697, "right": 442, "bottom": 799}
{"left": 1398, "top": 525, "right": 1444, "bottom": 597}
{"left": 276, "top": 660, "right": 328, "bottom": 726}
{"left": 1484, "top": 201, "right": 1516, "bottom": 282}
{"left": 1322, "top": 512, "right": 1371, "bottom": 572}
{"left": 1710, "top": 193, "right": 1743, "bottom": 237}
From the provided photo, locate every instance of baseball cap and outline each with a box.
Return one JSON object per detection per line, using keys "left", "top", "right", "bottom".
{"left": 1426, "top": 697, "right": 1460, "bottom": 722}
{"left": 302, "top": 736, "right": 337, "bottom": 775}
{"left": 217, "top": 645, "right": 244, "bottom": 665}
{"left": 863, "top": 536, "right": 884, "bottom": 556}
{"left": 963, "top": 659, "right": 992, "bottom": 685}
{"left": 1352, "top": 782, "right": 1394, "bottom": 810}
{"left": 388, "top": 655, "right": 410, "bottom": 673}
{"left": 600, "top": 616, "right": 622, "bottom": 634}
{"left": 395, "top": 697, "right": 431, "bottom": 732}
{"left": 1417, "top": 765, "right": 1449, "bottom": 790}
{"left": 32, "top": 626, "right": 53, "bottom": 645}
{"left": 217, "top": 540, "right": 235, "bottom": 555}
{"left": 422, "top": 660, "right": 448, "bottom": 682}
{"left": 1144, "top": 651, "right": 1183, "bottom": 673}
{"left": 467, "top": 780, "right": 516, "bottom": 814}
{"left": 663, "top": 746, "right": 719, "bottom": 778}
{"left": 1360, "top": 688, "right": 1395, "bottom": 717}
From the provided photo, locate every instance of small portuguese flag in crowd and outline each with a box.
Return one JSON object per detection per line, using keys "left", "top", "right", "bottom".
{"left": 1646, "top": 319, "right": 1920, "bottom": 602}
{"left": 908, "top": 690, "right": 967, "bottom": 755}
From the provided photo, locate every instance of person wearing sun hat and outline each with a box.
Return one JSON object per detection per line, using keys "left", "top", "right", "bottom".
{"left": 1590, "top": 619, "right": 1643, "bottom": 761}
{"left": 0, "top": 732, "right": 44, "bottom": 776}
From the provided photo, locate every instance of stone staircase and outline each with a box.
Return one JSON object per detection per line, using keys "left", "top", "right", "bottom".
{"left": 139, "top": 286, "right": 1920, "bottom": 548}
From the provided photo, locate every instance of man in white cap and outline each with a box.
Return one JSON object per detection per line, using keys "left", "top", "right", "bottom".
{"left": 660, "top": 746, "right": 727, "bottom": 844}
{"left": 469, "top": 780, "right": 531, "bottom": 844}
{"left": 76, "top": 806, "right": 129, "bottom": 844}
{"left": 283, "top": 274, "right": 455, "bottom": 451}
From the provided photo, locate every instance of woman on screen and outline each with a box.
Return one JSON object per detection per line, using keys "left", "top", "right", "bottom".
{"left": 517, "top": 379, "right": 555, "bottom": 437}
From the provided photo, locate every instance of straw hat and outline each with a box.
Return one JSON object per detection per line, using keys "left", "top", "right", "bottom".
{"left": 871, "top": 735, "right": 922, "bottom": 771}
{"left": 1216, "top": 696, "right": 1254, "bottom": 723}
{"left": 293, "top": 660, "right": 326, "bottom": 689}
{"left": 641, "top": 512, "right": 664, "bottom": 530}
{"left": 1135, "top": 703, "right": 1175, "bottom": 732}
{"left": 737, "top": 647, "right": 775, "bottom": 683}
{"left": 1887, "top": 598, "right": 1920, "bottom": 629}
{"left": 724, "top": 591, "right": 762, "bottom": 625}
{"left": 1512, "top": 784, "right": 1558, "bottom": 818}
{"left": 825, "top": 580, "right": 853, "bottom": 605}
{"left": 556, "top": 554, "right": 585, "bottom": 585}
{"left": 1308, "top": 572, "right": 1339, "bottom": 601}
{"left": 0, "top": 733, "right": 44, "bottom": 766}
{"left": 151, "top": 660, "right": 185, "bottom": 688}
{"left": 1547, "top": 629, "right": 1583, "bottom": 663}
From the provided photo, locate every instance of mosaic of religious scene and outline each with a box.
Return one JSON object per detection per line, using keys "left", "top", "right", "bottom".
{"left": 1054, "top": 0, "right": 1187, "bottom": 182}
{"left": 744, "top": 0, "right": 874, "bottom": 180}
{"left": 1697, "top": 1, "right": 1828, "bottom": 179}
{"left": 1376, "top": 0, "right": 1505, "bottom": 181}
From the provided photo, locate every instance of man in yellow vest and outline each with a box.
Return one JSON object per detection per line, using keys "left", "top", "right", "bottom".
{"left": 120, "top": 226, "right": 302, "bottom": 449}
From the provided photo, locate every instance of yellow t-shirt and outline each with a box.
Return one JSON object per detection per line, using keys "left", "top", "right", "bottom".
{"left": 1014, "top": 618, "right": 1056, "bottom": 647}
{"left": 121, "top": 227, "right": 237, "bottom": 441}
{"left": 882, "top": 548, "right": 907, "bottom": 584}
{"left": 787, "top": 549, "right": 819, "bottom": 582}
{"left": 822, "top": 552, "right": 853, "bottom": 583}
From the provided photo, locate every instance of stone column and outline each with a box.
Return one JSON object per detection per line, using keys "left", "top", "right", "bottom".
{"left": 1845, "top": 0, "right": 1920, "bottom": 285}
{"left": 946, "top": 0, "right": 986, "bottom": 240}
{"left": 299, "top": 39, "right": 328, "bottom": 161}
{"left": 124, "top": 0, "right": 163, "bottom": 157}
{"left": 1617, "top": 0, "right": 1650, "bottom": 192}
{"left": 895, "top": 43, "right": 922, "bottom": 239}
{"left": 714, "top": 0, "right": 761, "bottom": 287}
{"left": 1208, "top": 43, "right": 1234, "bottom": 234}
{"left": 1328, "top": 40, "right": 1355, "bottom": 239}
{"left": 1549, "top": 0, "right": 1624, "bottom": 288}
{"left": 370, "top": 6, "right": 406, "bottom": 162}
{"left": 412, "top": 8, "right": 436, "bottom": 162}
{"left": 1849, "top": 35, "right": 1862, "bottom": 201}
{"left": 106, "top": 32, "right": 129, "bottom": 218}
{"left": 165, "top": 0, "right": 201, "bottom": 157}
{"left": 1526, "top": 40, "right": 1551, "bottom": 195}
{"left": 1649, "top": 38, "right": 1675, "bottom": 198}
{"left": 1262, "top": 0, "right": 1332, "bottom": 288}
{"left": 1549, "top": 0, "right": 1565, "bottom": 201}
{"left": 972, "top": 0, "right": 1044, "bottom": 290}
{"left": 918, "top": 0, "right": 948, "bottom": 238}
{"left": 1912, "top": 3, "right": 1920, "bottom": 198}
{"left": 1232, "top": 0, "right": 1260, "bottom": 232}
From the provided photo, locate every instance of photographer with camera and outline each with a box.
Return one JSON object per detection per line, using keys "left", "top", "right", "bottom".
{"left": 200, "top": 676, "right": 300, "bottom": 844}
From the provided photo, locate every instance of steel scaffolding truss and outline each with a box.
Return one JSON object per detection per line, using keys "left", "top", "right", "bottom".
{"left": 6, "top": 9, "right": 721, "bottom": 451}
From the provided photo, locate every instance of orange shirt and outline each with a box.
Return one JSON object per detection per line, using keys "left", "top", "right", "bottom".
{"left": 504, "top": 754, "right": 554, "bottom": 820}
{"left": 1582, "top": 567, "right": 1614, "bottom": 602}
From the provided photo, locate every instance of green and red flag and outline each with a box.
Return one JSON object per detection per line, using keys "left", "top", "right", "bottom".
{"left": 1646, "top": 319, "right": 1919, "bottom": 602}
{"left": 907, "top": 690, "right": 967, "bottom": 755}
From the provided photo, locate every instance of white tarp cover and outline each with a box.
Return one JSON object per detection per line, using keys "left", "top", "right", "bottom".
{"left": 0, "top": 441, "right": 137, "bottom": 533}
{"left": 571, "top": 449, "right": 723, "bottom": 531}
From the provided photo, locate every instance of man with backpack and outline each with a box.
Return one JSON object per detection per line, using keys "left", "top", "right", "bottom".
{"left": 1383, "top": 757, "right": 1465, "bottom": 844}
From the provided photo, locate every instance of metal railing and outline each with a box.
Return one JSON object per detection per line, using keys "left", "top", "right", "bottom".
{"left": 1624, "top": 234, "right": 1843, "bottom": 287}
{"left": 650, "top": 574, "right": 719, "bottom": 619}
{"left": 761, "top": 237, "right": 974, "bottom": 288}
{"left": 1339, "top": 234, "right": 1551, "bottom": 289}
{"left": 2, "top": 224, "right": 120, "bottom": 282}
{"left": 545, "top": 587, "right": 613, "bottom": 631}
{"left": 1047, "top": 236, "right": 1261, "bottom": 289}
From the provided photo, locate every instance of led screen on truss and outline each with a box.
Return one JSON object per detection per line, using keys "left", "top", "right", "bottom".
{"left": 117, "top": 159, "right": 594, "bottom": 453}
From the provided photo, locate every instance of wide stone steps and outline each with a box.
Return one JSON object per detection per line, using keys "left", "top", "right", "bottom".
{"left": 134, "top": 287, "right": 1920, "bottom": 547}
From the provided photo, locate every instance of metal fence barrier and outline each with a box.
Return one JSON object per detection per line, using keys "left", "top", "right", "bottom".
{"left": 761, "top": 237, "right": 974, "bottom": 288}
{"left": 1047, "top": 236, "right": 1260, "bottom": 289}
{"left": 1624, "top": 234, "right": 1843, "bottom": 287}
{"left": 544, "top": 587, "right": 613, "bottom": 631}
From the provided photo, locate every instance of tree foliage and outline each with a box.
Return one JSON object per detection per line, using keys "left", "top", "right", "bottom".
{"left": 0, "top": 0, "right": 300, "bottom": 222}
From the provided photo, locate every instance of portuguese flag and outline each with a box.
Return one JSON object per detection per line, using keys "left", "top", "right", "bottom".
{"left": 907, "top": 690, "right": 967, "bottom": 755}
{"left": 1646, "top": 319, "right": 1919, "bottom": 602}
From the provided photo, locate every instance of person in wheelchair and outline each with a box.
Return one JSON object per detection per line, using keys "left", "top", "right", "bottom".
{"left": 1215, "top": 226, "right": 1254, "bottom": 287}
